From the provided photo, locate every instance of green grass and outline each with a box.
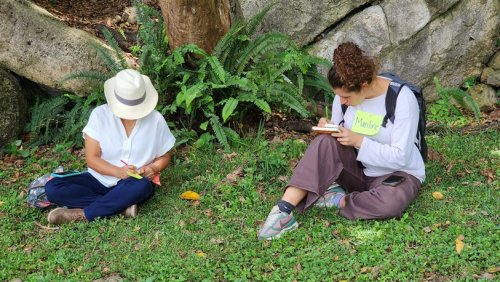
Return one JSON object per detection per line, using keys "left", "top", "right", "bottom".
{"left": 0, "top": 130, "right": 498, "bottom": 281}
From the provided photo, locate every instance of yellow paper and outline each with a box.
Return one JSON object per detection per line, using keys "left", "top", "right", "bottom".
{"left": 127, "top": 171, "right": 143, "bottom": 179}
{"left": 351, "top": 110, "right": 384, "bottom": 135}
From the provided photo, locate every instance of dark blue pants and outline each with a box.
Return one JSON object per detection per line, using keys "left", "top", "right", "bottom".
{"left": 45, "top": 172, "right": 154, "bottom": 221}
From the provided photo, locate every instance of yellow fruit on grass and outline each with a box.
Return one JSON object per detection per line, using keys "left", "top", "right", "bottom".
{"left": 180, "top": 191, "right": 200, "bottom": 200}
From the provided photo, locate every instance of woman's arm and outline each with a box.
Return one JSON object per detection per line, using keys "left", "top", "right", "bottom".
{"left": 84, "top": 134, "right": 136, "bottom": 179}
{"left": 138, "top": 152, "right": 172, "bottom": 180}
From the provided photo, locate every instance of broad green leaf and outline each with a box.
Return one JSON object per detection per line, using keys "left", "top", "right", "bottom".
{"left": 222, "top": 98, "right": 239, "bottom": 122}
{"left": 200, "top": 121, "right": 209, "bottom": 131}
{"left": 254, "top": 99, "right": 271, "bottom": 114}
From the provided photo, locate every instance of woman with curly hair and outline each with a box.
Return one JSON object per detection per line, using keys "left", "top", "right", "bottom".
{"left": 258, "top": 42, "right": 425, "bottom": 240}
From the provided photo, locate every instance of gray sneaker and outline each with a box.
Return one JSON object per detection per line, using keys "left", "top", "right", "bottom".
{"left": 315, "top": 183, "right": 346, "bottom": 208}
{"left": 258, "top": 205, "right": 299, "bottom": 240}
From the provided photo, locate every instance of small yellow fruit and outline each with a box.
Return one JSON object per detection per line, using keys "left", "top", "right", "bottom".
{"left": 432, "top": 191, "right": 444, "bottom": 200}
{"left": 180, "top": 191, "right": 200, "bottom": 200}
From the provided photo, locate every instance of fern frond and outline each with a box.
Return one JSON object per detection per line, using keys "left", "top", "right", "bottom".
{"left": 90, "top": 41, "right": 122, "bottom": 74}
{"left": 208, "top": 114, "right": 229, "bottom": 150}
{"left": 297, "top": 72, "right": 304, "bottom": 97}
{"left": 267, "top": 83, "right": 309, "bottom": 117}
{"left": 101, "top": 27, "right": 128, "bottom": 69}
{"left": 60, "top": 71, "right": 110, "bottom": 85}
{"left": 236, "top": 32, "right": 294, "bottom": 73}
{"left": 245, "top": 2, "right": 276, "bottom": 35}
{"left": 206, "top": 56, "right": 226, "bottom": 83}
{"left": 213, "top": 20, "right": 246, "bottom": 58}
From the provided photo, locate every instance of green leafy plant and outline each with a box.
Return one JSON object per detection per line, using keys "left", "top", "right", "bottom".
{"left": 428, "top": 76, "right": 481, "bottom": 126}
{"left": 1, "top": 140, "right": 33, "bottom": 158}
{"left": 135, "top": 2, "right": 332, "bottom": 149}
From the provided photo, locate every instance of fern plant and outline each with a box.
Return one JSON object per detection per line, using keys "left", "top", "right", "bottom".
{"left": 433, "top": 76, "right": 481, "bottom": 119}
{"left": 429, "top": 76, "right": 481, "bottom": 127}
{"left": 135, "top": 1, "right": 333, "bottom": 149}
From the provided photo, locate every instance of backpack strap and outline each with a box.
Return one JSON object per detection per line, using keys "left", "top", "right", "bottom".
{"left": 382, "top": 81, "right": 406, "bottom": 127}
{"left": 340, "top": 104, "right": 348, "bottom": 126}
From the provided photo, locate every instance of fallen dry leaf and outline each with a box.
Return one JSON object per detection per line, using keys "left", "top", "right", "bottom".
{"left": 360, "top": 266, "right": 372, "bottom": 274}
{"left": 277, "top": 175, "right": 288, "bottom": 182}
{"left": 487, "top": 267, "right": 500, "bottom": 273}
{"left": 432, "top": 192, "right": 444, "bottom": 200}
{"left": 455, "top": 235, "right": 465, "bottom": 255}
{"left": 294, "top": 263, "right": 302, "bottom": 273}
{"left": 222, "top": 152, "right": 237, "bottom": 161}
{"left": 180, "top": 191, "right": 200, "bottom": 201}
{"left": 423, "top": 226, "right": 432, "bottom": 233}
{"left": 446, "top": 161, "right": 455, "bottom": 175}
{"left": 203, "top": 209, "right": 212, "bottom": 217}
{"left": 210, "top": 238, "right": 225, "bottom": 245}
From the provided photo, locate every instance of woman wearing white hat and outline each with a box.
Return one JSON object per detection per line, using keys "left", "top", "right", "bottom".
{"left": 44, "top": 69, "right": 176, "bottom": 224}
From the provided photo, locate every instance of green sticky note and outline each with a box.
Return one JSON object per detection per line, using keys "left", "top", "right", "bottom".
{"left": 351, "top": 110, "right": 384, "bottom": 136}
{"left": 127, "top": 171, "right": 143, "bottom": 179}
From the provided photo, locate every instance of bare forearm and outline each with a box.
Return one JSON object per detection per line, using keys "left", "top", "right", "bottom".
{"left": 87, "top": 156, "right": 121, "bottom": 178}
{"left": 149, "top": 152, "right": 171, "bottom": 173}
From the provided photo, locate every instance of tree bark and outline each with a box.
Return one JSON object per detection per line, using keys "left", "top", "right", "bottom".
{"left": 158, "top": 0, "right": 231, "bottom": 53}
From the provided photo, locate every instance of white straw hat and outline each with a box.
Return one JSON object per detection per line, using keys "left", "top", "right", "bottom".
{"left": 104, "top": 69, "right": 158, "bottom": 120}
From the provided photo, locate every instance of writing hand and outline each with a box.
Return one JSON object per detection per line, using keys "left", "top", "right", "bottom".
{"left": 116, "top": 165, "right": 137, "bottom": 179}
{"left": 331, "top": 126, "right": 364, "bottom": 148}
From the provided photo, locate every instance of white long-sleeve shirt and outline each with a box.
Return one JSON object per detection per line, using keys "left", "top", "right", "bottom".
{"left": 331, "top": 84, "right": 425, "bottom": 182}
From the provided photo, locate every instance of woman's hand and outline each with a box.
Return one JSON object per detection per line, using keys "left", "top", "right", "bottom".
{"left": 116, "top": 165, "right": 137, "bottom": 179}
{"left": 138, "top": 164, "right": 158, "bottom": 181}
{"left": 331, "top": 127, "right": 364, "bottom": 148}
{"left": 317, "top": 117, "right": 330, "bottom": 127}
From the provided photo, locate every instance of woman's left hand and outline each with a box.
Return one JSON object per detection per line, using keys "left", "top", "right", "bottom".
{"left": 138, "top": 164, "right": 158, "bottom": 180}
{"left": 331, "top": 126, "right": 364, "bottom": 148}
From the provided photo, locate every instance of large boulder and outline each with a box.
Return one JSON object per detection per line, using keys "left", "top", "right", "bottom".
{"left": 0, "top": 0, "right": 114, "bottom": 96}
{"left": 235, "top": 0, "right": 499, "bottom": 102}
{"left": 238, "top": 0, "right": 370, "bottom": 46}
{"left": 0, "top": 69, "right": 27, "bottom": 148}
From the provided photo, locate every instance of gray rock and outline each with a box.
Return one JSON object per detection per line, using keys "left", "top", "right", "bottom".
{"left": 469, "top": 84, "right": 498, "bottom": 111}
{"left": 382, "top": 0, "right": 431, "bottom": 44}
{"left": 0, "top": 0, "right": 116, "bottom": 96}
{"left": 0, "top": 69, "right": 27, "bottom": 148}
{"left": 379, "top": 0, "right": 499, "bottom": 101}
{"left": 309, "top": 5, "right": 390, "bottom": 64}
{"left": 481, "top": 67, "right": 500, "bottom": 87}
{"left": 489, "top": 51, "right": 500, "bottom": 70}
{"left": 238, "top": 0, "right": 369, "bottom": 46}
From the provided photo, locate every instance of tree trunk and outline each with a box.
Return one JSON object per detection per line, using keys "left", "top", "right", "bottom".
{"left": 158, "top": 0, "right": 230, "bottom": 53}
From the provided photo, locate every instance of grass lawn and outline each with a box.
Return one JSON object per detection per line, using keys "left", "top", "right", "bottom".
{"left": 0, "top": 129, "right": 498, "bottom": 281}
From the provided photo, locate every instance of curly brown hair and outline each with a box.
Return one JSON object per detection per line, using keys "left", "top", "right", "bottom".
{"left": 327, "top": 42, "right": 377, "bottom": 92}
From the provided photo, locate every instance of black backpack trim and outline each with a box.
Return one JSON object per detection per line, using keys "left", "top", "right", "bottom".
{"left": 340, "top": 72, "right": 428, "bottom": 162}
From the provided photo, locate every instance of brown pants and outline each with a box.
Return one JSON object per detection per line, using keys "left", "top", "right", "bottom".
{"left": 288, "top": 134, "right": 420, "bottom": 220}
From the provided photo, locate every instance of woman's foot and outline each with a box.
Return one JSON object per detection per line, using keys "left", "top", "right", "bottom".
{"left": 258, "top": 205, "right": 299, "bottom": 240}
{"left": 47, "top": 207, "right": 87, "bottom": 225}
{"left": 315, "top": 183, "right": 346, "bottom": 208}
{"left": 122, "top": 204, "right": 137, "bottom": 218}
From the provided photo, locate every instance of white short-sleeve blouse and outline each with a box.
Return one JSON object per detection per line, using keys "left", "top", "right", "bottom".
{"left": 83, "top": 104, "right": 176, "bottom": 187}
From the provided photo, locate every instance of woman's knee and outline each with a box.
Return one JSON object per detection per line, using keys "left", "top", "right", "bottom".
{"left": 44, "top": 178, "right": 65, "bottom": 202}
{"left": 122, "top": 178, "right": 153, "bottom": 198}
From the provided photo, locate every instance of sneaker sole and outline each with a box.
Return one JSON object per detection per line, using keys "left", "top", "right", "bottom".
{"left": 265, "top": 221, "right": 299, "bottom": 241}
